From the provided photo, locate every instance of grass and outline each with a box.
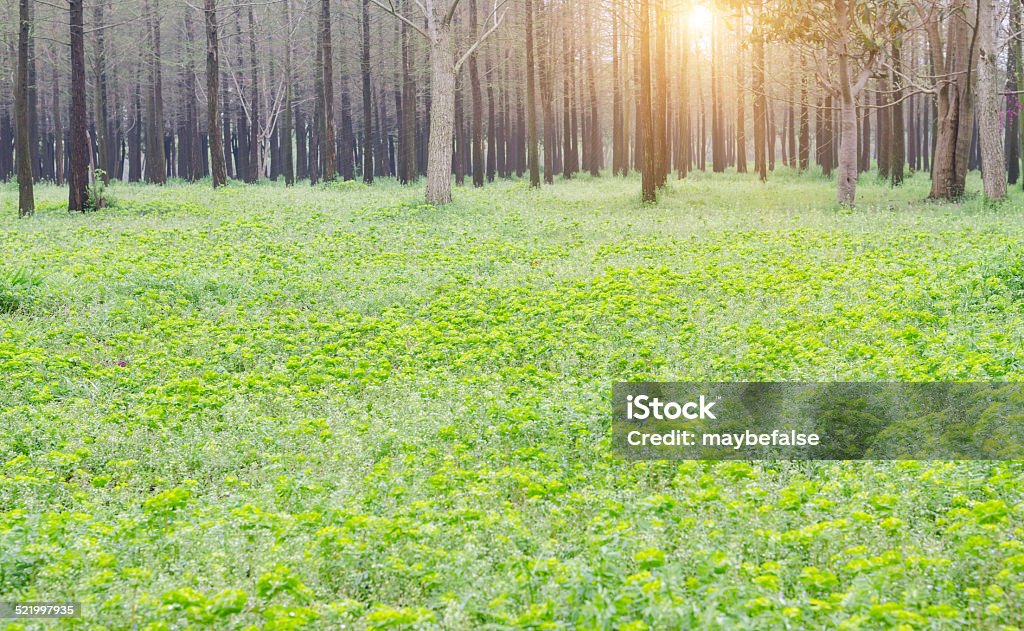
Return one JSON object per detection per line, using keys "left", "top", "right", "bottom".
{"left": 1, "top": 170, "right": 1024, "bottom": 629}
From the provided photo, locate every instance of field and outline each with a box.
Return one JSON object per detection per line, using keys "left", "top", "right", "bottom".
{"left": 2, "top": 172, "right": 1024, "bottom": 629}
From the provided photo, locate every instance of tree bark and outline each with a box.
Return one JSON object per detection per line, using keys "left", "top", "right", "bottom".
{"left": 361, "top": 0, "right": 374, "bottom": 183}
{"left": 525, "top": 0, "right": 540, "bottom": 187}
{"left": 69, "top": 0, "right": 89, "bottom": 211}
{"left": 247, "top": 4, "right": 261, "bottom": 182}
{"left": 205, "top": 0, "right": 227, "bottom": 187}
{"left": 890, "top": 43, "right": 906, "bottom": 187}
{"left": 976, "top": 0, "right": 1006, "bottom": 199}
{"left": 426, "top": 20, "right": 457, "bottom": 204}
{"left": 929, "top": 0, "right": 976, "bottom": 199}
{"left": 640, "top": 0, "right": 655, "bottom": 202}
{"left": 16, "top": 0, "right": 34, "bottom": 217}
{"left": 752, "top": 0, "right": 767, "bottom": 182}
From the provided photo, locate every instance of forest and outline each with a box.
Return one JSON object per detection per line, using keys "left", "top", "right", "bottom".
{"left": 4, "top": 1, "right": 1024, "bottom": 629}
{"left": 4, "top": 0, "right": 1024, "bottom": 211}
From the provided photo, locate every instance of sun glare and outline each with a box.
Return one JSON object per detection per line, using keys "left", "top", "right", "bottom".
{"left": 687, "top": 3, "right": 714, "bottom": 32}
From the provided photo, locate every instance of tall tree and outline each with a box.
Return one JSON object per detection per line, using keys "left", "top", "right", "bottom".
{"left": 640, "top": 0, "right": 656, "bottom": 202}
{"left": 468, "top": 0, "right": 484, "bottom": 187}
{"left": 370, "top": 0, "right": 508, "bottom": 204}
{"left": 526, "top": 0, "right": 540, "bottom": 187}
{"left": 246, "top": 3, "right": 260, "bottom": 182}
{"left": 362, "top": 0, "right": 374, "bottom": 183}
{"left": 320, "top": 0, "right": 337, "bottom": 181}
{"left": 398, "top": 0, "right": 417, "bottom": 184}
{"left": 914, "top": 0, "right": 976, "bottom": 200}
{"left": 16, "top": 0, "right": 34, "bottom": 217}
{"left": 889, "top": 42, "right": 905, "bottom": 187}
{"left": 752, "top": 0, "right": 767, "bottom": 182}
{"left": 68, "top": 0, "right": 89, "bottom": 211}
{"left": 205, "top": 0, "right": 227, "bottom": 188}
{"left": 976, "top": 0, "right": 1006, "bottom": 199}
{"left": 282, "top": 0, "right": 295, "bottom": 186}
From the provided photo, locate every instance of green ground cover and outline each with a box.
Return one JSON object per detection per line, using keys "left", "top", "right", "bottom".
{"left": 2, "top": 171, "right": 1024, "bottom": 629}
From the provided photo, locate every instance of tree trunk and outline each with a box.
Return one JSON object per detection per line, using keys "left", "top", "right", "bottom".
{"left": 281, "top": 0, "right": 294, "bottom": 185}
{"left": 639, "top": 0, "right": 655, "bottom": 202}
{"left": 146, "top": 0, "right": 167, "bottom": 184}
{"left": 929, "top": 0, "right": 976, "bottom": 199}
{"left": 976, "top": 0, "right": 1006, "bottom": 199}
{"left": 426, "top": 22, "right": 457, "bottom": 204}
{"left": 467, "top": 0, "right": 484, "bottom": 187}
{"left": 890, "top": 43, "right": 906, "bottom": 186}
{"left": 399, "top": 0, "right": 417, "bottom": 184}
{"left": 525, "top": 0, "right": 540, "bottom": 187}
{"left": 205, "top": 0, "right": 227, "bottom": 187}
{"left": 16, "top": 0, "right": 34, "bottom": 217}
{"left": 320, "top": 0, "right": 337, "bottom": 181}
{"left": 69, "top": 0, "right": 89, "bottom": 211}
{"left": 752, "top": 1, "right": 767, "bottom": 182}
{"left": 585, "top": 0, "right": 601, "bottom": 176}
{"left": 361, "top": 0, "right": 373, "bottom": 183}
{"left": 247, "top": 4, "right": 260, "bottom": 182}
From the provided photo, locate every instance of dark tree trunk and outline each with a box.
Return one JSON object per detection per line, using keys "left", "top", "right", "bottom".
{"left": 16, "top": 0, "right": 34, "bottom": 216}
{"left": 146, "top": 0, "right": 167, "bottom": 184}
{"left": 247, "top": 4, "right": 260, "bottom": 181}
{"left": 280, "top": 0, "right": 294, "bottom": 185}
{"left": 69, "top": 0, "right": 89, "bottom": 211}
{"left": 399, "top": 0, "right": 417, "bottom": 184}
{"left": 320, "top": 0, "right": 337, "bottom": 181}
{"left": 468, "top": 0, "right": 485, "bottom": 187}
{"left": 93, "top": 1, "right": 111, "bottom": 183}
{"left": 890, "top": 43, "right": 906, "bottom": 186}
{"left": 360, "top": 0, "right": 373, "bottom": 183}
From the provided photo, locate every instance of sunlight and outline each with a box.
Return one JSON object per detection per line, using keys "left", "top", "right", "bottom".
{"left": 687, "top": 3, "right": 714, "bottom": 33}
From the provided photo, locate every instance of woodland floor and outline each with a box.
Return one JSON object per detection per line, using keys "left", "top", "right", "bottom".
{"left": 2, "top": 171, "right": 1024, "bottom": 629}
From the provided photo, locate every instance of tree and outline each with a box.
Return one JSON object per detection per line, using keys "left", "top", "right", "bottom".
{"left": 770, "top": 0, "right": 893, "bottom": 206}
{"left": 320, "top": 0, "right": 337, "bottom": 181}
{"left": 398, "top": 0, "right": 417, "bottom": 184}
{"left": 16, "top": 0, "right": 34, "bottom": 217}
{"left": 913, "top": 0, "right": 976, "bottom": 200}
{"left": 205, "top": 0, "right": 228, "bottom": 188}
{"left": 639, "top": 0, "right": 656, "bottom": 202}
{"left": 975, "top": 0, "right": 1006, "bottom": 199}
{"left": 526, "top": 0, "right": 541, "bottom": 188}
{"left": 468, "top": 0, "right": 484, "bottom": 187}
{"left": 362, "top": 0, "right": 374, "bottom": 184}
{"left": 68, "top": 0, "right": 89, "bottom": 211}
{"left": 370, "top": 0, "right": 509, "bottom": 205}
{"left": 281, "top": 0, "right": 294, "bottom": 186}
{"left": 889, "top": 42, "right": 905, "bottom": 187}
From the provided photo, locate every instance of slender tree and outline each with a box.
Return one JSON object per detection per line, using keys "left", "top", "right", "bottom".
{"left": 526, "top": 0, "right": 540, "bottom": 187}
{"left": 68, "top": 0, "right": 89, "bottom": 211}
{"left": 320, "top": 0, "right": 337, "bottom": 181}
{"left": 640, "top": 0, "right": 656, "bottom": 202}
{"left": 16, "top": 0, "right": 34, "bottom": 217}
{"left": 205, "top": 0, "right": 227, "bottom": 188}
{"left": 361, "top": 0, "right": 374, "bottom": 183}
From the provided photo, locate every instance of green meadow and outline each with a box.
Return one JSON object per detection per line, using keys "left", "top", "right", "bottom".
{"left": 2, "top": 172, "right": 1024, "bottom": 629}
